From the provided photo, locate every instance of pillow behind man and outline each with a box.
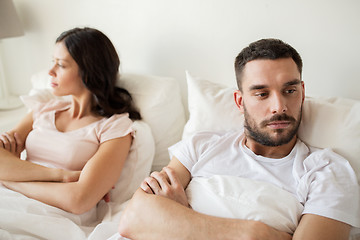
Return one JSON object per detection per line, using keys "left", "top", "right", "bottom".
{"left": 183, "top": 71, "right": 360, "bottom": 184}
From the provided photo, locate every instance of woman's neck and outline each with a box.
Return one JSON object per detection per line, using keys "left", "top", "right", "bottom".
{"left": 69, "top": 93, "right": 94, "bottom": 119}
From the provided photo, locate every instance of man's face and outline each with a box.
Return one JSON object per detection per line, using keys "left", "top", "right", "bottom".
{"left": 234, "top": 58, "right": 304, "bottom": 147}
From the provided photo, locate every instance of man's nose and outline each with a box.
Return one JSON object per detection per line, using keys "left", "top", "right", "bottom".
{"left": 270, "top": 93, "right": 287, "bottom": 114}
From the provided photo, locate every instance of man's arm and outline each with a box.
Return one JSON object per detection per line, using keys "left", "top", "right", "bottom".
{"left": 118, "top": 188, "right": 292, "bottom": 240}
{"left": 140, "top": 157, "right": 191, "bottom": 206}
{"left": 119, "top": 157, "right": 292, "bottom": 240}
{"left": 121, "top": 157, "right": 353, "bottom": 240}
{"left": 293, "top": 214, "right": 351, "bottom": 240}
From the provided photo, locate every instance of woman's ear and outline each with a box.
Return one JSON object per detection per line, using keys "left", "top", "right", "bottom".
{"left": 234, "top": 90, "right": 244, "bottom": 113}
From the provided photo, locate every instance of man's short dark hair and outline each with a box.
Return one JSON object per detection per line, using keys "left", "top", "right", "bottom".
{"left": 234, "top": 38, "right": 303, "bottom": 91}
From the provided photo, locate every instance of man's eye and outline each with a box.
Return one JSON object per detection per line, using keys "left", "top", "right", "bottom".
{"left": 255, "top": 92, "right": 268, "bottom": 98}
{"left": 285, "top": 89, "right": 296, "bottom": 94}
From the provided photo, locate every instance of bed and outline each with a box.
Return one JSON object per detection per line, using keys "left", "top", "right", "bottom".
{"left": 0, "top": 70, "right": 359, "bottom": 239}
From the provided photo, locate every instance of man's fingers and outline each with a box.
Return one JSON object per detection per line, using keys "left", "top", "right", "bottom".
{"left": 142, "top": 176, "right": 162, "bottom": 195}
{"left": 162, "top": 167, "right": 181, "bottom": 186}
{"left": 150, "top": 171, "right": 171, "bottom": 188}
{"left": 140, "top": 180, "right": 155, "bottom": 194}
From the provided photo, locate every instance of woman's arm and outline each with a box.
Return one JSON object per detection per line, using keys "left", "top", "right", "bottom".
{"left": 1, "top": 134, "right": 132, "bottom": 214}
{"left": 0, "top": 148, "right": 79, "bottom": 182}
{"left": 0, "top": 111, "right": 33, "bottom": 156}
{"left": 0, "top": 112, "right": 79, "bottom": 182}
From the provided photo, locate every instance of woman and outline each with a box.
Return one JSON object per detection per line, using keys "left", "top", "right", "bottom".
{"left": 0, "top": 27, "right": 141, "bottom": 214}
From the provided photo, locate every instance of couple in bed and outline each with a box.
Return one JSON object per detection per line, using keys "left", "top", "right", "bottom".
{"left": 0, "top": 27, "right": 358, "bottom": 240}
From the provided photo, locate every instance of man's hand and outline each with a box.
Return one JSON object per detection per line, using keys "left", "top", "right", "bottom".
{"left": 119, "top": 189, "right": 292, "bottom": 240}
{"left": 0, "top": 132, "right": 24, "bottom": 157}
{"left": 141, "top": 167, "right": 189, "bottom": 207}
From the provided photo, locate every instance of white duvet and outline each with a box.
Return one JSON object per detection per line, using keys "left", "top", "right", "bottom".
{"left": 2, "top": 176, "right": 358, "bottom": 240}
{"left": 186, "top": 175, "right": 304, "bottom": 234}
{"left": 0, "top": 185, "right": 128, "bottom": 240}
{"left": 110, "top": 175, "right": 305, "bottom": 240}
{"left": 186, "top": 175, "right": 360, "bottom": 239}
{"left": 111, "top": 175, "right": 304, "bottom": 240}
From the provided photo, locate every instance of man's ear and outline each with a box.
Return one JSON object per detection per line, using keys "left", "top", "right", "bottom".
{"left": 301, "top": 81, "right": 305, "bottom": 104}
{"left": 234, "top": 90, "right": 244, "bottom": 113}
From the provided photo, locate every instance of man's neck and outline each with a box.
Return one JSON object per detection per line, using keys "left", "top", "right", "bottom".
{"left": 243, "top": 136, "right": 297, "bottom": 159}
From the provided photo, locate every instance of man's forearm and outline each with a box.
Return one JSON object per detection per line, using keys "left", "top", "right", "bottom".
{"left": 119, "top": 190, "right": 198, "bottom": 240}
{"left": 293, "top": 214, "right": 351, "bottom": 240}
{"left": 118, "top": 189, "right": 292, "bottom": 240}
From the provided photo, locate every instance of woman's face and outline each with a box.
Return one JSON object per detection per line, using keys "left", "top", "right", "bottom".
{"left": 48, "top": 41, "right": 86, "bottom": 97}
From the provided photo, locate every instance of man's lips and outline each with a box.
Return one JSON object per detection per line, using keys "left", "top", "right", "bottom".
{"left": 266, "top": 121, "right": 292, "bottom": 129}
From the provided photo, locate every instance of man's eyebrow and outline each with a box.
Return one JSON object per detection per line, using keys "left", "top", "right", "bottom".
{"left": 248, "top": 79, "right": 302, "bottom": 91}
{"left": 284, "top": 79, "right": 302, "bottom": 86}
{"left": 249, "top": 84, "right": 268, "bottom": 91}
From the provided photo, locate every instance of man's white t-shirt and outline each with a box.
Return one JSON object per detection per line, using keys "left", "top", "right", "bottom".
{"left": 169, "top": 129, "right": 360, "bottom": 228}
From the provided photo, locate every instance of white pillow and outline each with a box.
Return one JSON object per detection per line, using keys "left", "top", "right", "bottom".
{"left": 118, "top": 73, "right": 186, "bottom": 172}
{"left": 298, "top": 96, "right": 360, "bottom": 182}
{"left": 186, "top": 175, "right": 303, "bottom": 234}
{"left": 183, "top": 72, "right": 360, "bottom": 184}
{"left": 110, "top": 120, "right": 155, "bottom": 203}
{"left": 26, "top": 70, "right": 187, "bottom": 173}
{"left": 182, "top": 71, "right": 243, "bottom": 139}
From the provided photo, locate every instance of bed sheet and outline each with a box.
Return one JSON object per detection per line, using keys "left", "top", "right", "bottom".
{"left": 2, "top": 176, "right": 359, "bottom": 240}
{"left": 107, "top": 175, "right": 360, "bottom": 240}
{"left": 0, "top": 185, "right": 128, "bottom": 240}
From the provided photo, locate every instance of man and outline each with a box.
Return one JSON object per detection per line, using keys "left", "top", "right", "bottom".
{"left": 118, "top": 39, "right": 360, "bottom": 240}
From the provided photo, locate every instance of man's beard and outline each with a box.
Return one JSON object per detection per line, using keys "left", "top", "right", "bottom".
{"left": 243, "top": 105, "right": 302, "bottom": 147}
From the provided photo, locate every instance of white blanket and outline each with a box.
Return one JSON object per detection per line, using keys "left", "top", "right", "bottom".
{"left": 108, "top": 175, "right": 360, "bottom": 240}
{"left": 108, "top": 175, "right": 304, "bottom": 240}
{"left": 4, "top": 175, "right": 357, "bottom": 240}
{"left": 186, "top": 175, "right": 360, "bottom": 239}
{"left": 0, "top": 185, "right": 127, "bottom": 240}
{"left": 186, "top": 175, "right": 304, "bottom": 234}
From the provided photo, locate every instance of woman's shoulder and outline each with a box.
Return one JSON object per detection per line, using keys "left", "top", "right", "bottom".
{"left": 41, "top": 99, "right": 71, "bottom": 111}
{"left": 101, "top": 112, "right": 133, "bottom": 126}
{"left": 96, "top": 113, "right": 134, "bottom": 142}
{"left": 32, "top": 99, "right": 71, "bottom": 117}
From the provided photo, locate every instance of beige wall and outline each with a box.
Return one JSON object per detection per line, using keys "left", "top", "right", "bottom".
{"left": 2, "top": 0, "right": 360, "bottom": 102}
